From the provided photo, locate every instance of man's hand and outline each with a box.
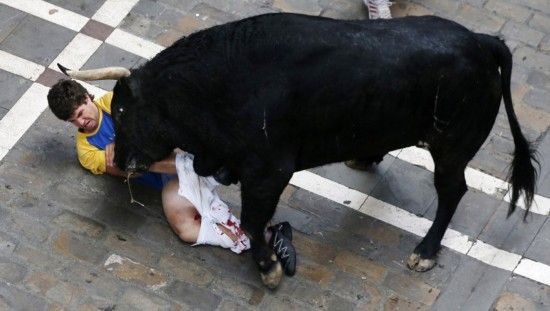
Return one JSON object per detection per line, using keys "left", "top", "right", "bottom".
{"left": 105, "top": 143, "right": 116, "bottom": 168}
{"left": 104, "top": 143, "right": 135, "bottom": 177}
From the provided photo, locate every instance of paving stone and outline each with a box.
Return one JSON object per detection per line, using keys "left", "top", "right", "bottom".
{"left": 484, "top": 0, "right": 532, "bottom": 23}
{"left": 383, "top": 271, "right": 440, "bottom": 306}
{"left": 158, "top": 253, "right": 216, "bottom": 287}
{"left": 80, "top": 19, "right": 114, "bottom": 42}
{"left": 0, "top": 284, "right": 49, "bottom": 311}
{"left": 295, "top": 256, "right": 335, "bottom": 287}
{"left": 0, "top": 4, "right": 27, "bottom": 44}
{"left": 369, "top": 158, "right": 437, "bottom": 217}
{"left": 0, "top": 70, "right": 32, "bottom": 111}
{"left": 117, "top": 287, "right": 174, "bottom": 311}
{"left": 514, "top": 45, "right": 550, "bottom": 74}
{"left": 455, "top": 4, "right": 507, "bottom": 34}
{"left": 540, "top": 35, "right": 550, "bottom": 52}
{"left": 211, "top": 276, "right": 266, "bottom": 307}
{"left": 259, "top": 294, "right": 312, "bottom": 311}
{"left": 14, "top": 244, "right": 68, "bottom": 273}
{"left": 164, "top": 280, "right": 222, "bottom": 310}
{"left": 0, "top": 162, "right": 51, "bottom": 193}
{"left": 218, "top": 299, "right": 255, "bottom": 311}
{"left": 156, "top": 0, "right": 200, "bottom": 14}
{"left": 26, "top": 272, "right": 86, "bottom": 307}
{"left": 0, "top": 230, "right": 17, "bottom": 255}
{"left": 384, "top": 294, "right": 430, "bottom": 311}
{"left": 431, "top": 256, "right": 512, "bottom": 310}
{"left": 318, "top": 0, "right": 367, "bottom": 17}
{"left": 131, "top": 0, "right": 167, "bottom": 19}
{"left": 288, "top": 283, "right": 335, "bottom": 309}
{"left": 188, "top": 2, "right": 239, "bottom": 25}
{"left": 424, "top": 188, "right": 501, "bottom": 239}
{"left": 81, "top": 43, "right": 144, "bottom": 91}
{"left": 501, "top": 21, "right": 545, "bottom": 47}
{"left": 524, "top": 219, "right": 550, "bottom": 266}
{"left": 502, "top": 275, "right": 550, "bottom": 309}
{"left": 272, "top": 0, "right": 323, "bottom": 15}
{"left": 103, "top": 231, "right": 160, "bottom": 265}
{"left": 44, "top": 0, "right": 106, "bottom": 18}
{"left": 333, "top": 250, "right": 386, "bottom": 284}
{"left": 515, "top": 103, "right": 550, "bottom": 133}
{"left": 93, "top": 204, "right": 148, "bottom": 234}
{"left": 415, "top": 0, "right": 459, "bottom": 16}
{"left": 293, "top": 231, "right": 337, "bottom": 266}
{"left": 523, "top": 86, "right": 550, "bottom": 113}
{"left": 0, "top": 256, "right": 27, "bottom": 284}
{"left": 514, "top": 0, "right": 550, "bottom": 13}
{"left": 104, "top": 254, "right": 168, "bottom": 290}
{"left": 391, "top": 2, "right": 434, "bottom": 17}
{"left": 529, "top": 13, "right": 550, "bottom": 34}
{"left": 137, "top": 219, "right": 179, "bottom": 249}
{"left": 154, "top": 28, "right": 184, "bottom": 47}
{"left": 493, "top": 292, "right": 538, "bottom": 311}
{"left": 356, "top": 281, "right": 383, "bottom": 310}
{"left": 201, "top": 0, "right": 279, "bottom": 18}
{"left": 327, "top": 270, "right": 381, "bottom": 305}
{"left": 52, "top": 211, "right": 105, "bottom": 238}
{"left": 8, "top": 212, "right": 52, "bottom": 245}
{"left": 44, "top": 182, "right": 104, "bottom": 217}
{"left": 7, "top": 191, "right": 59, "bottom": 222}
{"left": 0, "top": 15, "right": 76, "bottom": 66}
{"left": 174, "top": 15, "right": 217, "bottom": 35}
{"left": 52, "top": 232, "right": 109, "bottom": 265}
{"left": 2, "top": 0, "right": 550, "bottom": 309}
{"left": 119, "top": 12, "right": 166, "bottom": 42}
{"left": 54, "top": 265, "right": 122, "bottom": 302}
{"left": 479, "top": 200, "right": 545, "bottom": 254}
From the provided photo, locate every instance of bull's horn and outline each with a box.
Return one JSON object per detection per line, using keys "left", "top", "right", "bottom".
{"left": 57, "top": 63, "right": 131, "bottom": 81}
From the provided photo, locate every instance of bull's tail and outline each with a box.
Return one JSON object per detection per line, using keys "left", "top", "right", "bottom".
{"left": 476, "top": 34, "right": 539, "bottom": 218}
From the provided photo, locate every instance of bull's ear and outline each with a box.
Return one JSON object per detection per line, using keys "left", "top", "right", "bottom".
{"left": 113, "top": 77, "right": 141, "bottom": 101}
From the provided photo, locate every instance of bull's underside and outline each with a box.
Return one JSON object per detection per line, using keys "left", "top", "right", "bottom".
{"left": 66, "top": 13, "right": 538, "bottom": 289}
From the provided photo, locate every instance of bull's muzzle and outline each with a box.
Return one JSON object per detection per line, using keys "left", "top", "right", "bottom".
{"left": 123, "top": 155, "right": 150, "bottom": 174}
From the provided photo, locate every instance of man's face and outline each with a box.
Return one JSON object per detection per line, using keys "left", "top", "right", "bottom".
{"left": 67, "top": 94, "right": 99, "bottom": 132}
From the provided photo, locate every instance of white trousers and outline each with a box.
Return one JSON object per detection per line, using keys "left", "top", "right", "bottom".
{"left": 175, "top": 153, "right": 250, "bottom": 254}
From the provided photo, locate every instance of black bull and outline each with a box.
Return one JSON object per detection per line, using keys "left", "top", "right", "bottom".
{"left": 62, "top": 13, "right": 538, "bottom": 288}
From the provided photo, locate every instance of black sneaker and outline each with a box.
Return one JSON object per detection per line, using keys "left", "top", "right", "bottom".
{"left": 268, "top": 222, "right": 296, "bottom": 276}
{"left": 273, "top": 221, "right": 293, "bottom": 241}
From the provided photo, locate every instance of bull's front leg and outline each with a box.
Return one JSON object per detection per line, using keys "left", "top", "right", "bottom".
{"left": 239, "top": 166, "right": 294, "bottom": 289}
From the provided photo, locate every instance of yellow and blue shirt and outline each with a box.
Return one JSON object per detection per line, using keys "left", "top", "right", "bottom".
{"left": 76, "top": 92, "right": 172, "bottom": 189}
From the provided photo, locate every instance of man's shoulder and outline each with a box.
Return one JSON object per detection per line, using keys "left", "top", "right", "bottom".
{"left": 95, "top": 92, "right": 113, "bottom": 113}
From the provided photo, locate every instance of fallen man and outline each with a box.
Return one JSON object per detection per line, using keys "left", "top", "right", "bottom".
{"left": 46, "top": 79, "right": 297, "bottom": 275}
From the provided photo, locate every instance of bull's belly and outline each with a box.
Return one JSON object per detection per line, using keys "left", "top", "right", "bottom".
{"left": 294, "top": 133, "right": 420, "bottom": 171}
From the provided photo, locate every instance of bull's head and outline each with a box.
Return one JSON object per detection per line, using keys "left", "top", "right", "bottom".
{"left": 58, "top": 64, "right": 175, "bottom": 174}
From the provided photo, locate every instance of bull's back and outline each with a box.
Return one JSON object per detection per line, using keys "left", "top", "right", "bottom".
{"left": 143, "top": 14, "right": 502, "bottom": 168}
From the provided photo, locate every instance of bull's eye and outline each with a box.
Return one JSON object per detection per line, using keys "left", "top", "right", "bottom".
{"left": 115, "top": 107, "right": 124, "bottom": 122}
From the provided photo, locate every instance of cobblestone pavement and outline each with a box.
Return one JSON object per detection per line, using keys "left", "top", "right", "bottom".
{"left": 1, "top": 0, "right": 550, "bottom": 310}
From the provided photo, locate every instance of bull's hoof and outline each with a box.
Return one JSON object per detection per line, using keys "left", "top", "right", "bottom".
{"left": 260, "top": 260, "right": 283, "bottom": 289}
{"left": 406, "top": 253, "right": 436, "bottom": 272}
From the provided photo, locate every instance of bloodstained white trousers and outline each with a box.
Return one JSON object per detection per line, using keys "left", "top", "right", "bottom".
{"left": 175, "top": 153, "right": 250, "bottom": 253}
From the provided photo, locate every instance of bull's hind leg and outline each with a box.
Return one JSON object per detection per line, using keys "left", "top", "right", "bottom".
{"left": 406, "top": 160, "right": 468, "bottom": 272}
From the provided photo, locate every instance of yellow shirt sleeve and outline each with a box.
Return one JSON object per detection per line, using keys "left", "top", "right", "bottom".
{"left": 76, "top": 135, "right": 106, "bottom": 174}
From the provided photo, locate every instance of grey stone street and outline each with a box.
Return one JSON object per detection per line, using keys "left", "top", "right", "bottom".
{"left": 1, "top": 0, "right": 550, "bottom": 310}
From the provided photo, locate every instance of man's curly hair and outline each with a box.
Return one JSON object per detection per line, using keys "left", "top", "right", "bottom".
{"left": 47, "top": 79, "right": 94, "bottom": 121}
